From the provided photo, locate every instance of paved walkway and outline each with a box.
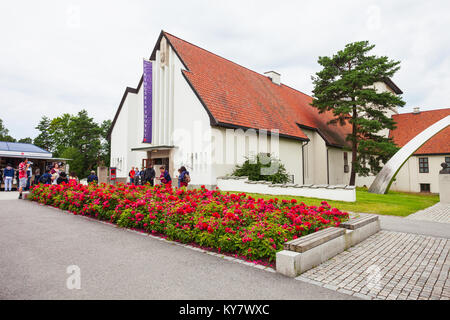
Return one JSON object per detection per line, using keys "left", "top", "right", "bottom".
{"left": 297, "top": 230, "right": 450, "bottom": 300}
{"left": 298, "top": 205, "right": 450, "bottom": 300}
{"left": 406, "top": 203, "right": 450, "bottom": 224}
{"left": 0, "top": 199, "right": 351, "bottom": 300}
{"left": 2, "top": 192, "right": 449, "bottom": 300}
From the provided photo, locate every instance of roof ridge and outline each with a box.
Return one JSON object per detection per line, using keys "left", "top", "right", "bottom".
{"left": 395, "top": 107, "right": 450, "bottom": 116}
{"left": 164, "top": 32, "right": 316, "bottom": 101}
{"left": 163, "top": 31, "right": 302, "bottom": 90}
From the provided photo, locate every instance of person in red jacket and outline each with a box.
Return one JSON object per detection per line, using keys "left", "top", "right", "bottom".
{"left": 129, "top": 167, "right": 136, "bottom": 184}
{"left": 18, "top": 158, "right": 30, "bottom": 199}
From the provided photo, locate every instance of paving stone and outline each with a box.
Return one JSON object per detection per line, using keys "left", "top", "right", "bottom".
{"left": 296, "top": 230, "right": 449, "bottom": 300}
{"left": 406, "top": 203, "right": 450, "bottom": 224}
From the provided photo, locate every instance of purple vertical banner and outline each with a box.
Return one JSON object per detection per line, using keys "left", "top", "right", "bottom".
{"left": 143, "top": 59, "right": 152, "bottom": 143}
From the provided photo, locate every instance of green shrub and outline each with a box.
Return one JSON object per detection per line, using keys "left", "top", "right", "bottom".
{"left": 232, "top": 154, "right": 290, "bottom": 184}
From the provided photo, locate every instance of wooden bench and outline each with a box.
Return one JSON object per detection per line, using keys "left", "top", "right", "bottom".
{"left": 283, "top": 227, "right": 345, "bottom": 253}
{"left": 339, "top": 215, "right": 378, "bottom": 230}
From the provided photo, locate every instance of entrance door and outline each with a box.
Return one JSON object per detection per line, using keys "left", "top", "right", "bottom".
{"left": 142, "top": 158, "right": 151, "bottom": 168}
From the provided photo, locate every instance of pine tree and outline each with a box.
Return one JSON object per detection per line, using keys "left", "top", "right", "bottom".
{"left": 311, "top": 41, "right": 405, "bottom": 185}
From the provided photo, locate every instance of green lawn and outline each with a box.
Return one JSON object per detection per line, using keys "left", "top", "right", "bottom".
{"left": 232, "top": 188, "right": 439, "bottom": 217}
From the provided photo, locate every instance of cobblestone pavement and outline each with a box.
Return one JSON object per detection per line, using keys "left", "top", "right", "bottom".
{"left": 296, "top": 230, "right": 450, "bottom": 300}
{"left": 406, "top": 203, "right": 450, "bottom": 224}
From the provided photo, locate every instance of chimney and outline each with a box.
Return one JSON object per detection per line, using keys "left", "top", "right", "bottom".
{"left": 264, "top": 71, "right": 281, "bottom": 85}
{"left": 413, "top": 107, "right": 420, "bottom": 114}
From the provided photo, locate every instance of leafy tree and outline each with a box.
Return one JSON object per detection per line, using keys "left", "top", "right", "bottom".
{"left": 68, "top": 110, "right": 103, "bottom": 177}
{"left": 100, "top": 119, "right": 112, "bottom": 167}
{"left": 232, "top": 154, "right": 290, "bottom": 184}
{"left": 311, "top": 41, "right": 405, "bottom": 185}
{"left": 60, "top": 147, "right": 85, "bottom": 176}
{"left": 33, "top": 116, "right": 54, "bottom": 151}
{"left": 0, "top": 118, "right": 16, "bottom": 142}
{"left": 18, "top": 137, "right": 33, "bottom": 144}
{"left": 49, "top": 113, "right": 72, "bottom": 156}
{"left": 33, "top": 110, "right": 111, "bottom": 178}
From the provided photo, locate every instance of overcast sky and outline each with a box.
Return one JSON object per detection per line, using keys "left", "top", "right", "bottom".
{"left": 1, "top": 0, "right": 449, "bottom": 140}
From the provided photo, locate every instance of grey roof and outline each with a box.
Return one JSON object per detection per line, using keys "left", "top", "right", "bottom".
{"left": 0, "top": 141, "right": 51, "bottom": 154}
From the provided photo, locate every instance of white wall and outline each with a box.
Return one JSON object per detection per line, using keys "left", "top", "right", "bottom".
{"left": 278, "top": 137, "right": 303, "bottom": 184}
{"left": 301, "top": 129, "right": 328, "bottom": 185}
{"left": 171, "top": 52, "right": 214, "bottom": 187}
{"left": 390, "top": 154, "right": 449, "bottom": 193}
{"left": 209, "top": 128, "right": 304, "bottom": 185}
{"left": 328, "top": 148, "right": 346, "bottom": 185}
{"left": 110, "top": 91, "right": 130, "bottom": 178}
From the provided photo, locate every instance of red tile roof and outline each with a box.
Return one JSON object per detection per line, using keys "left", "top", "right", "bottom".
{"left": 162, "top": 32, "right": 352, "bottom": 147}
{"left": 389, "top": 108, "right": 450, "bottom": 155}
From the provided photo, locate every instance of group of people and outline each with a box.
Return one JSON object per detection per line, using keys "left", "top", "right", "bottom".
{"left": 128, "top": 164, "right": 190, "bottom": 188}
{"left": 1, "top": 159, "right": 37, "bottom": 198}
{"left": 1, "top": 158, "right": 99, "bottom": 199}
{"left": 0, "top": 159, "right": 37, "bottom": 199}
{"left": 128, "top": 165, "right": 156, "bottom": 186}
{"left": 34, "top": 162, "right": 80, "bottom": 187}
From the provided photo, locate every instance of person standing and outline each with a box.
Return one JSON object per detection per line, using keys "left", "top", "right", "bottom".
{"left": 143, "top": 164, "right": 156, "bottom": 186}
{"left": 56, "top": 171, "right": 69, "bottom": 184}
{"left": 156, "top": 166, "right": 172, "bottom": 187}
{"left": 33, "top": 168, "right": 41, "bottom": 186}
{"left": 87, "top": 171, "right": 98, "bottom": 184}
{"left": 38, "top": 169, "right": 52, "bottom": 185}
{"left": 3, "top": 164, "right": 14, "bottom": 192}
{"left": 178, "top": 166, "right": 190, "bottom": 188}
{"left": 129, "top": 167, "right": 136, "bottom": 184}
{"left": 26, "top": 164, "right": 32, "bottom": 191}
{"left": 134, "top": 167, "right": 141, "bottom": 185}
{"left": 50, "top": 163, "right": 60, "bottom": 185}
{"left": 0, "top": 167, "right": 3, "bottom": 191}
{"left": 140, "top": 167, "right": 145, "bottom": 185}
{"left": 18, "top": 158, "right": 30, "bottom": 199}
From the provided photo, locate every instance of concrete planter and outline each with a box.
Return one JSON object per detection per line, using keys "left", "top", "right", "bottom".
{"left": 276, "top": 216, "right": 380, "bottom": 277}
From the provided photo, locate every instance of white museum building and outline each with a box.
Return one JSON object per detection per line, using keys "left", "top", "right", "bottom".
{"left": 108, "top": 31, "right": 407, "bottom": 189}
{"left": 388, "top": 107, "right": 450, "bottom": 193}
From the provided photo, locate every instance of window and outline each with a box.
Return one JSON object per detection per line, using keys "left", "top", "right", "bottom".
{"left": 343, "top": 152, "right": 349, "bottom": 173}
{"left": 419, "top": 157, "right": 429, "bottom": 173}
{"left": 420, "top": 183, "right": 431, "bottom": 193}
{"left": 445, "top": 157, "right": 450, "bottom": 166}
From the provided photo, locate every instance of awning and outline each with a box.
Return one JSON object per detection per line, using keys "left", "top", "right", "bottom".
{"left": 0, "top": 154, "right": 71, "bottom": 161}
{"left": 130, "top": 145, "right": 175, "bottom": 151}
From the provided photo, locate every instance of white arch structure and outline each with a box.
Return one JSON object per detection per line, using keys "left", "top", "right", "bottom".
{"left": 369, "top": 115, "right": 450, "bottom": 194}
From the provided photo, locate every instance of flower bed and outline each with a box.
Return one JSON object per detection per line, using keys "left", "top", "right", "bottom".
{"left": 28, "top": 182, "right": 349, "bottom": 262}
